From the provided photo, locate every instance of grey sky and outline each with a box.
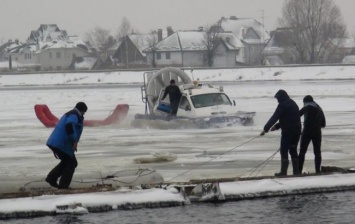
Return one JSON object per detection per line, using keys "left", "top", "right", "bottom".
{"left": 0, "top": 0, "right": 354, "bottom": 42}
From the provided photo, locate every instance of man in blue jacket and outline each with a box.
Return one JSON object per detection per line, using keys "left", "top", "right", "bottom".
{"left": 45, "top": 102, "right": 88, "bottom": 189}
{"left": 260, "top": 90, "right": 301, "bottom": 176}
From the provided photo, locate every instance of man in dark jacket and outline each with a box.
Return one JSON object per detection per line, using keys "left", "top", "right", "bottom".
{"left": 161, "top": 79, "right": 182, "bottom": 115}
{"left": 45, "top": 102, "right": 88, "bottom": 189}
{"left": 299, "top": 95, "right": 326, "bottom": 174}
{"left": 260, "top": 90, "right": 301, "bottom": 176}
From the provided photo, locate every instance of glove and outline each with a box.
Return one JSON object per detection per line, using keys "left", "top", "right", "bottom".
{"left": 260, "top": 130, "right": 266, "bottom": 136}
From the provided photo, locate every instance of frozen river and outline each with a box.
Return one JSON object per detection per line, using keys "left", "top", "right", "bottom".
{"left": 1, "top": 79, "right": 355, "bottom": 187}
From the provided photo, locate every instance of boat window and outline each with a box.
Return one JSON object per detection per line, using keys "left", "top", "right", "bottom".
{"left": 191, "top": 93, "right": 232, "bottom": 108}
{"left": 179, "top": 96, "right": 190, "bottom": 109}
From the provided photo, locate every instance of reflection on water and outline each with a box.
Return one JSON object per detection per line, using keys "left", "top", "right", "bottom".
{"left": 4, "top": 191, "right": 355, "bottom": 224}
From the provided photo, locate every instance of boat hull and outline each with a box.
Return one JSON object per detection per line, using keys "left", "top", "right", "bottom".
{"left": 131, "top": 111, "right": 255, "bottom": 129}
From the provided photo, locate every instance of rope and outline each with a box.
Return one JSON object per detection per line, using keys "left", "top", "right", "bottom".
{"left": 21, "top": 168, "right": 157, "bottom": 189}
{"left": 240, "top": 148, "right": 280, "bottom": 177}
{"left": 165, "top": 135, "right": 260, "bottom": 183}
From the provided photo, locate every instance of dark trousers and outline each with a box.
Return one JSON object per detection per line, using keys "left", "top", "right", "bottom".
{"left": 170, "top": 102, "right": 179, "bottom": 115}
{"left": 280, "top": 132, "right": 300, "bottom": 161}
{"left": 299, "top": 129, "right": 322, "bottom": 173}
{"left": 47, "top": 147, "right": 78, "bottom": 189}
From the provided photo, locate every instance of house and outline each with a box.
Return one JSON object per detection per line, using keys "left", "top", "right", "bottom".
{"left": 26, "top": 24, "right": 93, "bottom": 71}
{"left": 113, "top": 34, "right": 154, "bottom": 68}
{"left": 214, "top": 32, "right": 244, "bottom": 67}
{"left": 1, "top": 24, "right": 93, "bottom": 71}
{"left": 144, "top": 29, "right": 241, "bottom": 67}
{"left": 213, "top": 16, "right": 270, "bottom": 65}
{"left": 263, "top": 28, "right": 355, "bottom": 64}
{"left": 329, "top": 38, "right": 355, "bottom": 63}
{"left": 113, "top": 27, "right": 173, "bottom": 68}
{"left": 1, "top": 24, "right": 94, "bottom": 71}
{"left": 0, "top": 39, "right": 40, "bottom": 71}
{"left": 262, "top": 28, "right": 300, "bottom": 65}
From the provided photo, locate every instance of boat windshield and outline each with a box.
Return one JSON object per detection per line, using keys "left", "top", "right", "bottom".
{"left": 191, "top": 93, "right": 232, "bottom": 108}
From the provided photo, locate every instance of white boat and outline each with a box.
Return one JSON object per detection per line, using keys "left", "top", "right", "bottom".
{"left": 131, "top": 67, "right": 255, "bottom": 128}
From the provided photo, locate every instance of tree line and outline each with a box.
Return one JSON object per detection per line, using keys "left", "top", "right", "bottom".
{"left": 85, "top": 0, "right": 348, "bottom": 65}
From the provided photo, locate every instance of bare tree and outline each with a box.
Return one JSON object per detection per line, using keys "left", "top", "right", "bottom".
{"left": 116, "top": 17, "right": 135, "bottom": 68}
{"left": 204, "top": 26, "right": 222, "bottom": 67}
{"left": 279, "top": 0, "right": 347, "bottom": 63}
{"left": 145, "top": 32, "right": 159, "bottom": 68}
{"left": 85, "top": 26, "right": 116, "bottom": 58}
{"left": 117, "top": 17, "right": 132, "bottom": 41}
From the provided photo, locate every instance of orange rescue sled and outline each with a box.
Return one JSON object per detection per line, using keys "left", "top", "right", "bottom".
{"left": 34, "top": 104, "right": 129, "bottom": 127}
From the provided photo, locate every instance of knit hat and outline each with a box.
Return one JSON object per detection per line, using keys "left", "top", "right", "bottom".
{"left": 75, "top": 102, "right": 88, "bottom": 112}
{"left": 303, "top": 95, "right": 314, "bottom": 103}
{"left": 170, "top": 79, "right": 176, "bottom": 84}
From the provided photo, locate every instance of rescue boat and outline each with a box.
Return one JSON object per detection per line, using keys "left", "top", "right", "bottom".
{"left": 131, "top": 67, "right": 255, "bottom": 128}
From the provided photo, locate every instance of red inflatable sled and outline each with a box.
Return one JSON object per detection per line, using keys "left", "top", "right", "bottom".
{"left": 34, "top": 104, "right": 129, "bottom": 127}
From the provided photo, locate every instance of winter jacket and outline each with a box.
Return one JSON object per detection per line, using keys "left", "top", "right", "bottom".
{"left": 300, "top": 101, "right": 326, "bottom": 133}
{"left": 162, "top": 84, "right": 182, "bottom": 106}
{"left": 264, "top": 90, "right": 301, "bottom": 135}
{"left": 46, "top": 108, "right": 84, "bottom": 157}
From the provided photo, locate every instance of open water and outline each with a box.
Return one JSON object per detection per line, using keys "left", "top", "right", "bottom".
{"left": 3, "top": 191, "right": 355, "bottom": 223}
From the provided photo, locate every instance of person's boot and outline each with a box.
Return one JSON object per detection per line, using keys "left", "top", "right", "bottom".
{"left": 45, "top": 176, "right": 59, "bottom": 188}
{"left": 298, "top": 154, "right": 305, "bottom": 174}
{"left": 46, "top": 163, "right": 63, "bottom": 188}
{"left": 315, "top": 156, "right": 322, "bottom": 173}
{"left": 292, "top": 158, "right": 300, "bottom": 175}
{"left": 275, "top": 159, "right": 289, "bottom": 176}
{"left": 58, "top": 167, "right": 75, "bottom": 189}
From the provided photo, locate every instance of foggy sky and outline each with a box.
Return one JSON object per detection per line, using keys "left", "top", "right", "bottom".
{"left": 0, "top": 0, "right": 354, "bottom": 43}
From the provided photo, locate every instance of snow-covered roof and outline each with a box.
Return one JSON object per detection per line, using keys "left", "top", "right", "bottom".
{"left": 179, "top": 31, "right": 207, "bottom": 51}
{"left": 154, "top": 32, "right": 180, "bottom": 51}
{"left": 218, "top": 33, "right": 244, "bottom": 50}
{"left": 5, "top": 43, "right": 37, "bottom": 54}
{"left": 151, "top": 31, "right": 243, "bottom": 52}
{"left": 129, "top": 34, "right": 155, "bottom": 55}
{"left": 263, "top": 28, "right": 295, "bottom": 55}
{"left": 152, "top": 31, "right": 207, "bottom": 52}
{"left": 28, "top": 24, "right": 67, "bottom": 43}
{"left": 26, "top": 24, "right": 90, "bottom": 53}
{"left": 37, "top": 36, "right": 90, "bottom": 53}
{"left": 217, "top": 17, "right": 270, "bottom": 43}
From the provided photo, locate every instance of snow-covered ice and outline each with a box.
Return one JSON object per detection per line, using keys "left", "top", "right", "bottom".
{"left": 1, "top": 65, "right": 355, "bottom": 216}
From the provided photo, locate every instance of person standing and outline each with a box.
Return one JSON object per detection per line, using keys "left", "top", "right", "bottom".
{"left": 299, "top": 95, "right": 326, "bottom": 174}
{"left": 260, "top": 90, "right": 301, "bottom": 176}
{"left": 161, "top": 79, "right": 182, "bottom": 115}
{"left": 45, "top": 102, "right": 88, "bottom": 189}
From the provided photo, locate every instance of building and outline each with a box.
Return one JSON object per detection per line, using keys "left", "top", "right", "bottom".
{"left": 113, "top": 34, "right": 154, "bottom": 68}
{"left": 28, "top": 24, "right": 92, "bottom": 71}
{"left": 262, "top": 28, "right": 300, "bottom": 65}
{"left": 0, "top": 24, "right": 93, "bottom": 71}
{"left": 144, "top": 29, "right": 241, "bottom": 67}
{"left": 213, "top": 16, "right": 270, "bottom": 65}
